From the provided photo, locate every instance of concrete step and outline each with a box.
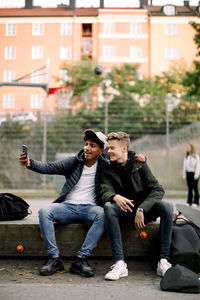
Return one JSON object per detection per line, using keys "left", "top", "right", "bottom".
{"left": 0, "top": 222, "right": 160, "bottom": 257}
{"left": 0, "top": 199, "right": 161, "bottom": 257}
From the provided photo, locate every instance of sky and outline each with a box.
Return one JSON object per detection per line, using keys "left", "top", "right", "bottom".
{"left": 1, "top": 0, "right": 200, "bottom": 8}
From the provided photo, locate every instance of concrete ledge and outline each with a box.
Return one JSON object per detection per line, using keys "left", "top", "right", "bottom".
{"left": 0, "top": 199, "right": 160, "bottom": 257}
{"left": 0, "top": 222, "right": 159, "bottom": 257}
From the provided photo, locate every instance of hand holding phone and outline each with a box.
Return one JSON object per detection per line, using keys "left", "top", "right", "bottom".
{"left": 22, "top": 144, "right": 28, "bottom": 157}
{"left": 20, "top": 144, "right": 30, "bottom": 166}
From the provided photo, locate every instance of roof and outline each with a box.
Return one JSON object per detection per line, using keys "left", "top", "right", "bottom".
{"left": 0, "top": 7, "right": 98, "bottom": 18}
{"left": 148, "top": 5, "right": 200, "bottom": 16}
{"left": 0, "top": 5, "right": 199, "bottom": 18}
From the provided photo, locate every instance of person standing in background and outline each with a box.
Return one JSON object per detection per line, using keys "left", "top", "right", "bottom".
{"left": 183, "top": 144, "right": 200, "bottom": 207}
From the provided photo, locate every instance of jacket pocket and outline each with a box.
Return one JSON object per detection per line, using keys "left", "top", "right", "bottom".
{"left": 131, "top": 167, "right": 144, "bottom": 193}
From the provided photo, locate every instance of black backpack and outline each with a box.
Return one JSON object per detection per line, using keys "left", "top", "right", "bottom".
{"left": 171, "top": 219, "right": 200, "bottom": 273}
{"left": 160, "top": 264, "right": 200, "bottom": 294}
{"left": 0, "top": 193, "right": 31, "bottom": 221}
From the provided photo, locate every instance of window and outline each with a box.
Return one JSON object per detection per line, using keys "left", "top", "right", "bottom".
{"left": 6, "top": 23, "right": 16, "bottom": 36}
{"left": 32, "top": 46, "right": 43, "bottom": 60}
{"left": 60, "top": 23, "right": 72, "bottom": 36}
{"left": 31, "top": 70, "right": 43, "bottom": 83}
{"left": 103, "top": 23, "right": 115, "bottom": 34}
{"left": 32, "top": 23, "right": 44, "bottom": 36}
{"left": 130, "top": 23, "right": 142, "bottom": 35}
{"left": 5, "top": 46, "right": 16, "bottom": 60}
{"left": 165, "top": 47, "right": 179, "bottom": 60}
{"left": 82, "top": 37, "right": 92, "bottom": 55}
{"left": 103, "top": 46, "right": 115, "bottom": 58}
{"left": 60, "top": 46, "right": 72, "bottom": 60}
{"left": 3, "top": 70, "right": 15, "bottom": 82}
{"left": 130, "top": 46, "right": 142, "bottom": 60}
{"left": 3, "top": 94, "right": 14, "bottom": 109}
{"left": 30, "top": 94, "right": 42, "bottom": 109}
{"left": 163, "top": 5, "right": 176, "bottom": 16}
{"left": 82, "top": 24, "right": 92, "bottom": 35}
{"left": 165, "top": 24, "right": 178, "bottom": 36}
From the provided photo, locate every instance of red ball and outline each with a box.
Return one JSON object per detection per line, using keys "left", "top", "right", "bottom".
{"left": 140, "top": 231, "right": 147, "bottom": 239}
{"left": 16, "top": 245, "right": 24, "bottom": 253}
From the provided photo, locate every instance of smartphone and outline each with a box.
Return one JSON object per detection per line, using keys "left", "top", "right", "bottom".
{"left": 22, "top": 144, "right": 28, "bottom": 157}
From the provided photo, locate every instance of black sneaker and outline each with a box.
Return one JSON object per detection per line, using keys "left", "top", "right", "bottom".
{"left": 40, "top": 256, "right": 64, "bottom": 276}
{"left": 69, "top": 256, "right": 94, "bottom": 277}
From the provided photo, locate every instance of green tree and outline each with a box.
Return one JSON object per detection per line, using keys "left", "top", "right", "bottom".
{"left": 59, "top": 60, "right": 192, "bottom": 138}
{"left": 174, "top": 22, "right": 200, "bottom": 124}
{"left": 61, "top": 58, "right": 103, "bottom": 102}
{"left": 182, "top": 22, "right": 200, "bottom": 97}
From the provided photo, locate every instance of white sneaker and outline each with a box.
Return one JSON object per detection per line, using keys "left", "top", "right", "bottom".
{"left": 105, "top": 260, "right": 128, "bottom": 280}
{"left": 156, "top": 258, "right": 172, "bottom": 277}
{"left": 192, "top": 203, "right": 198, "bottom": 207}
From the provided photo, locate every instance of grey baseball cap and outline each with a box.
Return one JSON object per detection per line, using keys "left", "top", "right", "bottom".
{"left": 84, "top": 129, "right": 107, "bottom": 149}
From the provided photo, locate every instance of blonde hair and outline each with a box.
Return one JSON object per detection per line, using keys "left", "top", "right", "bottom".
{"left": 107, "top": 132, "right": 130, "bottom": 149}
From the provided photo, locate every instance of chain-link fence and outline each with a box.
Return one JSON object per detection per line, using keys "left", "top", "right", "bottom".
{"left": 0, "top": 96, "right": 200, "bottom": 193}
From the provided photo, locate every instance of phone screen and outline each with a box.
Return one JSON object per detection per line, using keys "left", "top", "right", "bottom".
{"left": 22, "top": 144, "right": 28, "bottom": 155}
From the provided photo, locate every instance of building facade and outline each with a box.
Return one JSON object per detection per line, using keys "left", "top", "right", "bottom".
{"left": 0, "top": 1, "right": 199, "bottom": 115}
{"left": 148, "top": 3, "right": 200, "bottom": 75}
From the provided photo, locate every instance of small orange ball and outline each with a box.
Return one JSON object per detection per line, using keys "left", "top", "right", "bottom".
{"left": 16, "top": 245, "right": 24, "bottom": 253}
{"left": 40, "top": 233, "right": 43, "bottom": 239}
{"left": 140, "top": 231, "right": 147, "bottom": 239}
{"left": 94, "top": 243, "right": 99, "bottom": 249}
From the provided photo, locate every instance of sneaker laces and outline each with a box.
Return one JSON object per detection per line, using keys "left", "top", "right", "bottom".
{"left": 159, "top": 259, "right": 171, "bottom": 271}
{"left": 109, "top": 262, "right": 125, "bottom": 275}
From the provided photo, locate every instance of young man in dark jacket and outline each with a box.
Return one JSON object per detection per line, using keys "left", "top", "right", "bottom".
{"left": 19, "top": 129, "right": 108, "bottom": 277}
{"left": 101, "top": 132, "right": 173, "bottom": 280}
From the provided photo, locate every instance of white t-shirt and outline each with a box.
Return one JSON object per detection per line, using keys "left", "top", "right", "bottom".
{"left": 64, "top": 162, "right": 97, "bottom": 205}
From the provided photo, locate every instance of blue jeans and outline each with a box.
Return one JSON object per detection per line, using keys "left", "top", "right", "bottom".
{"left": 38, "top": 203, "right": 105, "bottom": 258}
{"left": 104, "top": 201, "right": 173, "bottom": 262}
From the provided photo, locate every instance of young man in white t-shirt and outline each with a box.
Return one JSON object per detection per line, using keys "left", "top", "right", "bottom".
{"left": 19, "top": 130, "right": 108, "bottom": 277}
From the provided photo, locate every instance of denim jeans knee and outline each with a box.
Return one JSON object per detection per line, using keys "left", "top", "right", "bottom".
{"left": 104, "top": 201, "right": 118, "bottom": 217}
{"left": 38, "top": 206, "right": 50, "bottom": 221}
{"left": 88, "top": 205, "right": 104, "bottom": 221}
{"left": 157, "top": 201, "right": 173, "bottom": 215}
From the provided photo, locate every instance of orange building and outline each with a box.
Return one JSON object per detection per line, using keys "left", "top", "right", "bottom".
{"left": 148, "top": 2, "right": 200, "bottom": 75}
{"left": 0, "top": 0, "right": 199, "bottom": 116}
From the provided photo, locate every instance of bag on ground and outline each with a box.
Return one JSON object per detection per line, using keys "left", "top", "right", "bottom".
{"left": 160, "top": 264, "right": 200, "bottom": 294}
{"left": 0, "top": 193, "right": 31, "bottom": 221}
{"left": 171, "top": 220, "right": 200, "bottom": 273}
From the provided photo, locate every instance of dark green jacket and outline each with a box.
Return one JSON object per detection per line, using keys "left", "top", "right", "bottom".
{"left": 100, "top": 151, "right": 165, "bottom": 214}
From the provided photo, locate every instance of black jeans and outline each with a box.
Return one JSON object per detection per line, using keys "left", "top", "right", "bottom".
{"left": 186, "top": 172, "right": 199, "bottom": 206}
{"left": 104, "top": 201, "right": 173, "bottom": 262}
